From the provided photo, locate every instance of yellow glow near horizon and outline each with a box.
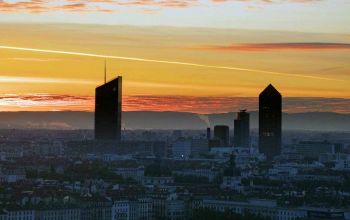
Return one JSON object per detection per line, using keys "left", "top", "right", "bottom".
{"left": 0, "top": 24, "right": 349, "bottom": 113}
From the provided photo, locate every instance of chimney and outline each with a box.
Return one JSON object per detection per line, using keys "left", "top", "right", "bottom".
{"left": 207, "top": 127, "right": 211, "bottom": 140}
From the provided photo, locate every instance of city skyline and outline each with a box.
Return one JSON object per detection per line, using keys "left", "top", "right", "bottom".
{"left": 1, "top": 2, "right": 350, "bottom": 219}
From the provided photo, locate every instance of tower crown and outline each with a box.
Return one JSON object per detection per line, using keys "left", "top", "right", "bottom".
{"left": 260, "top": 84, "right": 281, "bottom": 97}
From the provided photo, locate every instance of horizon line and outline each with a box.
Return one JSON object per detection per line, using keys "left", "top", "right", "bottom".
{"left": 0, "top": 110, "right": 348, "bottom": 115}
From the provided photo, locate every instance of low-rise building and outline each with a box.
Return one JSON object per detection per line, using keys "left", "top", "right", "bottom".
{"left": 79, "top": 196, "right": 112, "bottom": 220}
{"left": 302, "top": 207, "right": 346, "bottom": 220}
{"left": 2, "top": 208, "right": 35, "bottom": 220}
{"left": 143, "top": 176, "right": 174, "bottom": 186}
{"left": 173, "top": 169, "right": 219, "bottom": 182}
{"left": 172, "top": 139, "right": 191, "bottom": 160}
{"left": 268, "top": 164, "right": 298, "bottom": 178}
{"left": 0, "top": 168, "right": 26, "bottom": 183}
{"left": 35, "top": 205, "right": 81, "bottom": 220}
{"left": 114, "top": 166, "right": 145, "bottom": 182}
{"left": 221, "top": 176, "right": 244, "bottom": 192}
{"left": 111, "top": 198, "right": 152, "bottom": 220}
{"left": 295, "top": 141, "right": 335, "bottom": 159}
{"left": 190, "top": 139, "right": 209, "bottom": 157}
{"left": 197, "top": 199, "right": 306, "bottom": 220}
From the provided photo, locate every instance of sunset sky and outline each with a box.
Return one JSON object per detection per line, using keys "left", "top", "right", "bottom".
{"left": 0, "top": 0, "right": 349, "bottom": 113}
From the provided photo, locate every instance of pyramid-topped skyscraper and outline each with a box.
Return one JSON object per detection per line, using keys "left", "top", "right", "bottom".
{"left": 259, "top": 84, "right": 282, "bottom": 159}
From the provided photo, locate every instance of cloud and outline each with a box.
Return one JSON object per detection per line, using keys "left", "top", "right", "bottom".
{"left": 195, "top": 42, "right": 350, "bottom": 52}
{"left": 0, "top": 93, "right": 94, "bottom": 111}
{"left": 0, "top": 0, "right": 47, "bottom": 13}
{"left": 0, "top": 0, "right": 112, "bottom": 13}
{"left": 213, "top": 0, "right": 321, "bottom": 2}
{"left": 0, "top": 93, "right": 349, "bottom": 114}
{"left": 124, "top": 96, "right": 350, "bottom": 114}
{"left": 0, "top": 0, "right": 324, "bottom": 13}
{"left": 109, "top": 0, "right": 198, "bottom": 8}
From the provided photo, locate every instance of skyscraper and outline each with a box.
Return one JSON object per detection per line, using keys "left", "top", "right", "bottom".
{"left": 259, "top": 84, "right": 282, "bottom": 159}
{"left": 95, "top": 76, "right": 122, "bottom": 141}
{"left": 214, "top": 125, "right": 230, "bottom": 147}
{"left": 234, "top": 110, "right": 250, "bottom": 148}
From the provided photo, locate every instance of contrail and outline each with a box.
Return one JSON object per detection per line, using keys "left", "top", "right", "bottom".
{"left": 0, "top": 76, "right": 95, "bottom": 85}
{"left": 0, "top": 45, "right": 344, "bottom": 82}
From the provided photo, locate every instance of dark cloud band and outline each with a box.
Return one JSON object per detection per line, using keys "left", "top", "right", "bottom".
{"left": 0, "top": 94, "right": 349, "bottom": 114}
{"left": 197, "top": 43, "right": 350, "bottom": 52}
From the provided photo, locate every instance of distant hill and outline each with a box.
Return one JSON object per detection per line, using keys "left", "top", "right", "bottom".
{"left": 0, "top": 111, "right": 348, "bottom": 131}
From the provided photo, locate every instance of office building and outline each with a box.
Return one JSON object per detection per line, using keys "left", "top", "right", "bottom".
{"left": 172, "top": 138, "right": 191, "bottom": 159}
{"left": 259, "top": 84, "right": 282, "bottom": 159}
{"left": 234, "top": 110, "right": 250, "bottom": 148}
{"left": 95, "top": 76, "right": 122, "bottom": 141}
{"left": 214, "top": 125, "right": 230, "bottom": 147}
{"left": 295, "top": 141, "right": 335, "bottom": 159}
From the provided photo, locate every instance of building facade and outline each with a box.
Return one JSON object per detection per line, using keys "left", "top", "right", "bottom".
{"left": 259, "top": 84, "right": 282, "bottom": 160}
{"left": 214, "top": 125, "right": 230, "bottom": 147}
{"left": 95, "top": 77, "right": 122, "bottom": 141}
{"left": 234, "top": 110, "right": 250, "bottom": 148}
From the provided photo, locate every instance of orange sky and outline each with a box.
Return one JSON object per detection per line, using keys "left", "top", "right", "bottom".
{"left": 0, "top": 24, "right": 349, "bottom": 113}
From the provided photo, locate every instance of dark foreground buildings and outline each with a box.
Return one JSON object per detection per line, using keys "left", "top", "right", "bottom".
{"left": 259, "top": 84, "right": 282, "bottom": 159}
{"left": 214, "top": 125, "right": 230, "bottom": 147}
{"left": 234, "top": 110, "right": 250, "bottom": 148}
{"left": 95, "top": 76, "right": 122, "bottom": 141}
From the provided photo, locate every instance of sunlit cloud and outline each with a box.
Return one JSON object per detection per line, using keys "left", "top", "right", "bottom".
{"left": 196, "top": 42, "right": 350, "bottom": 52}
{"left": 0, "top": 93, "right": 349, "bottom": 114}
{"left": 125, "top": 96, "right": 350, "bottom": 114}
{"left": 0, "top": 0, "right": 325, "bottom": 13}
{"left": 0, "top": 0, "right": 112, "bottom": 13}
{"left": 213, "top": 0, "right": 322, "bottom": 3}
{"left": 0, "top": 93, "right": 94, "bottom": 111}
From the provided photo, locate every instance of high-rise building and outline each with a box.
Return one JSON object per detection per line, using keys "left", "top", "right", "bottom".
{"left": 95, "top": 76, "right": 122, "bottom": 141}
{"left": 259, "top": 84, "right": 282, "bottom": 159}
{"left": 234, "top": 110, "right": 250, "bottom": 148}
{"left": 214, "top": 125, "right": 230, "bottom": 147}
{"left": 206, "top": 128, "right": 211, "bottom": 141}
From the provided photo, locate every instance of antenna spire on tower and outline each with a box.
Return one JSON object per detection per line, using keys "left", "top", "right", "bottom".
{"left": 104, "top": 59, "right": 107, "bottom": 84}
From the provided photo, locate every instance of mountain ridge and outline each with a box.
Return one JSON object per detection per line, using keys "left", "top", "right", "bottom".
{"left": 0, "top": 111, "right": 348, "bottom": 131}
